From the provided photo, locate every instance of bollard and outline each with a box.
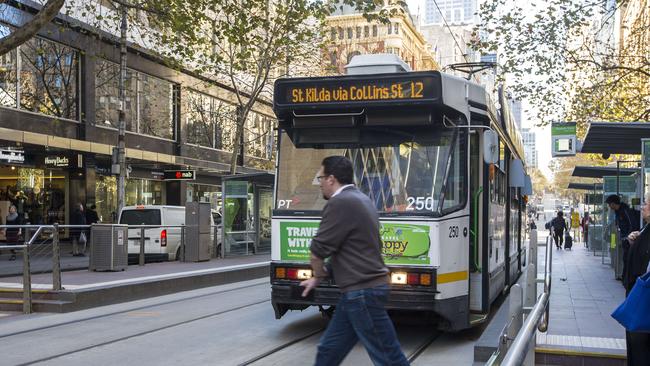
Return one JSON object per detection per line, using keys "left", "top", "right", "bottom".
{"left": 507, "top": 284, "right": 524, "bottom": 348}
{"left": 524, "top": 264, "right": 536, "bottom": 309}
{"left": 22, "top": 245, "right": 32, "bottom": 314}
{"left": 180, "top": 225, "right": 185, "bottom": 262}
{"left": 529, "top": 229, "right": 538, "bottom": 268}
{"left": 139, "top": 227, "right": 145, "bottom": 266}
{"left": 52, "top": 224, "right": 62, "bottom": 291}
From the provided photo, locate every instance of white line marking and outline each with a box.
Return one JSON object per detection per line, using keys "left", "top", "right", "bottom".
{"left": 537, "top": 332, "right": 626, "bottom": 350}
{"left": 0, "top": 261, "right": 269, "bottom": 290}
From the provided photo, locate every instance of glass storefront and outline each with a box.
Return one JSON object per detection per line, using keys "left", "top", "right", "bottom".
{"left": 0, "top": 167, "right": 67, "bottom": 226}
{"left": 94, "top": 175, "right": 165, "bottom": 223}
{"left": 187, "top": 183, "right": 221, "bottom": 212}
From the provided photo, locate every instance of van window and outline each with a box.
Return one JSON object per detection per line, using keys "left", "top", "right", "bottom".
{"left": 120, "top": 210, "right": 161, "bottom": 225}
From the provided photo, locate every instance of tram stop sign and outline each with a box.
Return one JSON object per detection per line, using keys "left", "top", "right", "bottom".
{"left": 551, "top": 122, "right": 577, "bottom": 157}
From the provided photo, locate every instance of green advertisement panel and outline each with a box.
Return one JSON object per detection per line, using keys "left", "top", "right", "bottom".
{"left": 603, "top": 176, "right": 636, "bottom": 194}
{"left": 279, "top": 221, "right": 431, "bottom": 265}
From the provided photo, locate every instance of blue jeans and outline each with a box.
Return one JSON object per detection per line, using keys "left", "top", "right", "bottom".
{"left": 315, "top": 285, "right": 409, "bottom": 366}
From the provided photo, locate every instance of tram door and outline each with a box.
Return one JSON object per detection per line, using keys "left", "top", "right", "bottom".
{"left": 469, "top": 132, "right": 483, "bottom": 312}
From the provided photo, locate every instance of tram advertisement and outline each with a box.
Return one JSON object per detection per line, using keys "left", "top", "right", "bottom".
{"left": 279, "top": 221, "right": 431, "bottom": 265}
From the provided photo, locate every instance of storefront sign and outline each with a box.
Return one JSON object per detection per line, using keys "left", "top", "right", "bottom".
{"left": 0, "top": 148, "right": 25, "bottom": 163}
{"left": 278, "top": 221, "right": 431, "bottom": 265}
{"left": 163, "top": 170, "right": 196, "bottom": 180}
{"left": 151, "top": 171, "right": 165, "bottom": 180}
{"left": 45, "top": 155, "right": 70, "bottom": 168}
{"left": 551, "top": 122, "right": 577, "bottom": 157}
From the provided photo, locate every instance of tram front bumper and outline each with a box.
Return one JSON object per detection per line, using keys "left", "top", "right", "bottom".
{"left": 271, "top": 283, "right": 439, "bottom": 318}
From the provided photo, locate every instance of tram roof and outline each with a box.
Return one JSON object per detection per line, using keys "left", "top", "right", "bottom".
{"left": 571, "top": 166, "right": 637, "bottom": 178}
{"left": 581, "top": 122, "right": 650, "bottom": 155}
{"left": 567, "top": 182, "right": 603, "bottom": 191}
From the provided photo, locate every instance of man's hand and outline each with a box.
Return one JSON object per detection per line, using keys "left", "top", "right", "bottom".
{"left": 300, "top": 277, "right": 320, "bottom": 297}
{"left": 628, "top": 231, "right": 640, "bottom": 244}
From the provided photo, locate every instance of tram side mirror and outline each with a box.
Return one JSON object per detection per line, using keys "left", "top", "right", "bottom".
{"left": 483, "top": 130, "right": 499, "bottom": 165}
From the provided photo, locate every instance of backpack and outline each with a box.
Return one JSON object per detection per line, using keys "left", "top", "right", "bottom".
{"left": 564, "top": 231, "right": 573, "bottom": 249}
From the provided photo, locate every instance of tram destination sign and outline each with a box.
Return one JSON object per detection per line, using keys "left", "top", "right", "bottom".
{"left": 274, "top": 74, "right": 439, "bottom": 107}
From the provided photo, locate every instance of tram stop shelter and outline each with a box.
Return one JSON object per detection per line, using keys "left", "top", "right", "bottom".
{"left": 221, "top": 172, "right": 274, "bottom": 257}
{"left": 574, "top": 122, "right": 650, "bottom": 278}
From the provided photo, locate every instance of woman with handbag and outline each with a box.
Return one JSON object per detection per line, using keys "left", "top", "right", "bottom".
{"left": 70, "top": 203, "right": 87, "bottom": 257}
{"left": 617, "top": 197, "right": 650, "bottom": 366}
{"left": 3, "top": 205, "right": 22, "bottom": 261}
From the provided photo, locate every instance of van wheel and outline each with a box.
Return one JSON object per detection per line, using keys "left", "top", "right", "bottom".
{"left": 175, "top": 247, "right": 181, "bottom": 261}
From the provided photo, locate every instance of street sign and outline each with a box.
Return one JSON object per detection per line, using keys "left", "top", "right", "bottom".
{"left": 163, "top": 170, "right": 196, "bottom": 180}
{"left": 551, "top": 122, "right": 577, "bottom": 157}
{"left": 0, "top": 148, "right": 25, "bottom": 163}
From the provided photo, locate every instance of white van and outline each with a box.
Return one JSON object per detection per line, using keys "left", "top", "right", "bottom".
{"left": 118, "top": 205, "right": 218, "bottom": 262}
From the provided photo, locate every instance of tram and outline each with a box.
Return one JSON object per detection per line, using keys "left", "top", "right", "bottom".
{"left": 269, "top": 55, "right": 528, "bottom": 331}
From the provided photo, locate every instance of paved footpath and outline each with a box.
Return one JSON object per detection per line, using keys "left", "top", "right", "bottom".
{"left": 535, "top": 230, "right": 627, "bottom": 361}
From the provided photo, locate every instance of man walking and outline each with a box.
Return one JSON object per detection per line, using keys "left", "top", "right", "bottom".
{"left": 551, "top": 211, "right": 567, "bottom": 249}
{"left": 300, "top": 156, "right": 408, "bottom": 366}
{"left": 605, "top": 195, "right": 640, "bottom": 282}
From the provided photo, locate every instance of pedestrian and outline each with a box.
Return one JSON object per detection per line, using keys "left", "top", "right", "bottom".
{"left": 85, "top": 204, "right": 99, "bottom": 225}
{"left": 605, "top": 194, "right": 641, "bottom": 283}
{"left": 300, "top": 156, "right": 408, "bottom": 366}
{"left": 70, "top": 203, "right": 87, "bottom": 256}
{"left": 581, "top": 212, "right": 593, "bottom": 247}
{"left": 618, "top": 196, "right": 650, "bottom": 366}
{"left": 2, "top": 205, "right": 22, "bottom": 261}
{"left": 551, "top": 211, "right": 567, "bottom": 249}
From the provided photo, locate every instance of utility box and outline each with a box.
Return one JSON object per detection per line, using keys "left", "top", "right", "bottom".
{"left": 89, "top": 224, "right": 128, "bottom": 271}
{"left": 184, "top": 202, "right": 211, "bottom": 262}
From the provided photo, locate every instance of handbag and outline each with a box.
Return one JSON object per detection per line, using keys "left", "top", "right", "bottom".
{"left": 79, "top": 232, "right": 87, "bottom": 245}
{"left": 611, "top": 272, "right": 650, "bottom": 332}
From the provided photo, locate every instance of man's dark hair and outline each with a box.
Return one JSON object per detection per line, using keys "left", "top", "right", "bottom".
{"left": 605, "top": 194, "right": 621, "bottom": 205}
{"left": 557, "top": 211, "right": 563, "bottom": 217}
{"left": 322, "top": 156, "right": 354, "bottom": 185}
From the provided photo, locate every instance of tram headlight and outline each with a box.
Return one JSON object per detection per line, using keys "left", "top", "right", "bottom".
{"left": 390, "top": 272, "right": 408, "bottom": 285}
{"left": 296, "top": 269, "right": 312, "bottom": 280}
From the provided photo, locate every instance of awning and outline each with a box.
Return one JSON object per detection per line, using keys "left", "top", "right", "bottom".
{"left": 567, "top": 182, "right": 603, "bottom": 190}
{"left": 581, "top": 122, "right": 650, "bottom": 155}
{"left": 222, "top": 172, "right": 275, "bottom": 185}
{"left": 571, "top": 166, "right": 637, "bottom": 178}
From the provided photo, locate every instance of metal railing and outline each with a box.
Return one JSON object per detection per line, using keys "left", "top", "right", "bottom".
{"left": 487, "top": 228, "right": 553, "bottom": 365}
{"left": 0, "top": 224, "right": 90, "bottom": 314}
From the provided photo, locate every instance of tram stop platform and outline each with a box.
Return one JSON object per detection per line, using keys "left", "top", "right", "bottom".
{"left": 0, "top": 254, "right": 270, "bottom": 313}
{"left": 475, "top": 229, "right": 627, "bottom": 366}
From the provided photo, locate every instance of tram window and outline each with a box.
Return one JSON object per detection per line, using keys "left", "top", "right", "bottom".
{"left": 275, "top": 130, "right": 466, "bottom": 214}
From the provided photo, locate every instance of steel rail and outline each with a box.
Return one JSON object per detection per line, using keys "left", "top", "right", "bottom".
{"left": 499, "top": 229, "right": 553, "bottom": 366}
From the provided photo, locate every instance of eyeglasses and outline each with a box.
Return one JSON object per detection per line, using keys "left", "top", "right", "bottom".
{"left": 316, "top": 175, "right": 330, "bottom": 181}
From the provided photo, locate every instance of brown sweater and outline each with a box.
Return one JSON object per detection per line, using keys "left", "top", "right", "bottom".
{"left": 310, "top": 186, "right": 388, "bottom": 292}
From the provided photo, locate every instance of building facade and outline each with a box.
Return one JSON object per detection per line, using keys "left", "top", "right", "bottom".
{"left": 0, "top": 3, "right": 275, "bottom": 229}
{"left": 521, "top": 128, "right": 538, "bottom": 169}
{"left": 425, "top": 0, "right": 476, "bottom": 25}
{"left": 325, "top": 1, "right": 438, "bottom": 73}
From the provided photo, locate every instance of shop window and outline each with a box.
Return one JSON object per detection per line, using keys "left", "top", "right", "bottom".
{"left": 95, "top": 59, "right": 137, "bottom": 132}
{"left": 245, "top": 111, "right": 275, "bottom": 159}
{"left": 185, "top": 90, "right": 215, "bottom": 148}
{"left": 18, "top": 37, "right": 79, "bottom": 120}
{"left": 139, "top": 73, "right": 174, "bottom": 140}
{"left": 0, "top": 25, "right": 17, "bottom": 108}
{"left": 125, "top": 179, "right": 163, "bottom": 206}
{"left": 185, "top": 89, "right": 237, "bottom": 151}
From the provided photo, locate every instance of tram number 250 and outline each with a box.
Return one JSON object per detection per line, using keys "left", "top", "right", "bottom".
{"left": 448, "top": 225, "right": 459, "bottom": 238}
{"left": 406, "top": 196, "right": 435, "bottom": 211}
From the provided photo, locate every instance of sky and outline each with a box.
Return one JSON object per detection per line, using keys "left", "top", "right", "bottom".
{"left": 405, "top": 0, "right": 554, "bottom": 179}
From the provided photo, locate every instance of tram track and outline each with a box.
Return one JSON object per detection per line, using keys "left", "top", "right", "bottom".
{"left": 0, "top": 280, "right": 269, "bottom": 339}
{"left": 406, "top": 330, "right": 443, "bottom": 363}
{"left": 17, "top": 298, "right": 272, "bottom": 366}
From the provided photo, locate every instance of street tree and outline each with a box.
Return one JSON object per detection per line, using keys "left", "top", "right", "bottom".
{"left": 473, "top": 0, "right": 649, "bottom": 127}
{"left": 0, "top": 0, "right": 65, "bottom": 56}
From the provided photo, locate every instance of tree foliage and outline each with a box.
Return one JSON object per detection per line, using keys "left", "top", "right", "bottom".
{"left": 473, "top": 0, "right": 649, "bottom": 128}
{"left": 0, "top": 0, "right": 65, "bottom": 56}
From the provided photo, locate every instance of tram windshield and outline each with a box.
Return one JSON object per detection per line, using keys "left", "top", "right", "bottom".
{"left": 276, "top": 129, "right": 466, "bottom": 215}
